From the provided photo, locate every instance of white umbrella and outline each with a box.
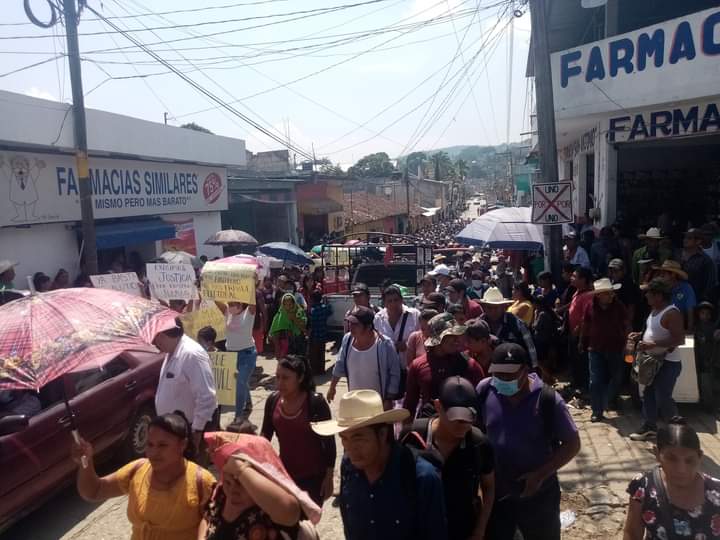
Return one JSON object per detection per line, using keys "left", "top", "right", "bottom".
{"left": 455, "top": 207, "right": 544, "bottom": 250}
{"left": 160, "top": 250, "right": 200, "bottom": 268}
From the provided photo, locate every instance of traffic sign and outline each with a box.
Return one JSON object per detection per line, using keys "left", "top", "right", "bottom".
{"left": 531, "top": 182, "right": 573, "bottom": 224}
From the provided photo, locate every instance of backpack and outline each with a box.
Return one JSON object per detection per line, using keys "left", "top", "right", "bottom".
{"left": 475, "top": 380, "right": 559, "bottom": 448}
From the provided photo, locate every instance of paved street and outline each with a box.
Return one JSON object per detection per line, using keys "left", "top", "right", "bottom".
{"left": 5, "top": 350, "right": 720, "bottom": 539}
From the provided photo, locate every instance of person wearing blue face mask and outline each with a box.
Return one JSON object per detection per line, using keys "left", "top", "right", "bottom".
{"left": 476, "top": 343, "right": 581, "bottom": 540}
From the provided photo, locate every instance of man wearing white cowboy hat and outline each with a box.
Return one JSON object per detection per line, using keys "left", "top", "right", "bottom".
{"left": 632, "top": 227, "right": 671, "bottom": 284}
{"left": 653, "top": 259, "right": 697, "bottom": 330}
{"left": 579, "top": 278, "right": 628, "bottom": 422}
{"left": 429, "top": 264, "right": 452, "bottom": 291}
{"left": 312, "top": 389, "right": 448, "bottom": 540}
{"left": 478, "top": 287, "right": 538, "bottom": 368}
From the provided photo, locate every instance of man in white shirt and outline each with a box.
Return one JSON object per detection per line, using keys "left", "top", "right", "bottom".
{"left": 327, "top": 306, "right": 401, "bottom": 409}
{"left": 374, "top": 285, "right": 420, "bottom": 368}
{"left": 153, "top": 320, "right": 218, "bottom": 451}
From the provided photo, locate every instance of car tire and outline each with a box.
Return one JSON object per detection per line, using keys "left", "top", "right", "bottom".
{"left": 121, "top": 405, "right": 154, "bottom": 461}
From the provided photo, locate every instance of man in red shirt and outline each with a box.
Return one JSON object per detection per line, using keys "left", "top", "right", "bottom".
{"left": 568, "top": 267, "right": 594, "bottom": 397}
{"left": 446, "top": 279, "right": 483, "bottom": 319}
{"left": 403, "top": 314, "right": 484, "bottom": 418}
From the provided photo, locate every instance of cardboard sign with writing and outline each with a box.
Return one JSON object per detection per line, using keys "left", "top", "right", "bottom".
{"left": 201, "top": 262, "right": 256, "bottom": 304}
{"left": 146, "top": 263, "right": 199, "bottom": 301}
{"left": 209, "top": 351, "right": 236, "bottom": 407}
{"left": 180, "top": 302, "right": 227, "bottom": 342}
{"left": 90, "top": 272, "right": 143, "bottom": 297}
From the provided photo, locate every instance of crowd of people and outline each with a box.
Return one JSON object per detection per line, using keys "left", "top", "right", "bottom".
{"left": 6, "top": 212, "right": 720, "bottom": 540}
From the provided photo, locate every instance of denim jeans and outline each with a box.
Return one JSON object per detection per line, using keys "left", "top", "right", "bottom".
{"left": 588, "top": 351, "right": 624, "bottom": 416}
{"left": 234, "top": 346, "right": 257, "bottom": 419}
{"left": 642, "top": 360, "right": 682, "bottom": 429}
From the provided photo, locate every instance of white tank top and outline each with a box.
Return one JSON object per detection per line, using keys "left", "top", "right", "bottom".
{"left": 225, "top": 307, "right": 255, "bottom": 351}
{"left": 643, "top": 304, "right": 682, "bottom": 362}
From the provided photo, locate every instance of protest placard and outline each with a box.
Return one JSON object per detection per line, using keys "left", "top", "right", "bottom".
{"left": 146, "top": 263, "right": 199, "bottom": 301}
{"left": 201, "top": 262, "right": 256, "bottom": 304}
{"left": 180, "top": 302, "right": 227, "bottom": 342}
{"left": 90, "top": 272, "right": 143, "bottom": 297}
{"left": 209, "top": 351, "right": 236, "bottom": 407}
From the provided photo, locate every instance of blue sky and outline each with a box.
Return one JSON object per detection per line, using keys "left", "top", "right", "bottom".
{"left": 1, "top": 0, "right": 532, "bottom": 167}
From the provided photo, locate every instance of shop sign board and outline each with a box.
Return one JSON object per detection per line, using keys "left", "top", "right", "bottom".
{"left": 146, "top": 263, "right": 199, "bottom": 301}
{"left": 552, "top": 7, "right": 720, "bottom": 119}
{"left": 200, "top": 262, "right": 256, "bottom": 305}
{"left": 609, "top": 100, "right": 720, "bottom": 143}
{"left": 89, "top": 272, "right": 143, "bottom": 296}
{"left": 532, "top": 182, "right": 573, "bottom": 225}
{"left": 209, "top": 351, "right": 236, "bottom": 407}
{"left": 0, "top": 150, "right": 228, "bottom": 227}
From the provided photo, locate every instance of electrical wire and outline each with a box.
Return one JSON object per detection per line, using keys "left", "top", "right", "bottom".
{"left": 0, "top": 54, "right": 65, "bottom": 78}
{"left": 400, "top": 2, "right": 511, "bottom": 155}
{"left": 2, "top": 0, "right": 400, "bottom": 41}
{"left": 84, "top": 3, "right": 315, "bottom": 160}
{"left": 1, "top": 0, "right": 293, "bottom": 26}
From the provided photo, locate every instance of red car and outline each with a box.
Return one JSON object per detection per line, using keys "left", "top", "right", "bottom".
{"left": 0, "top": 350, "right": 164, "bottom": 532}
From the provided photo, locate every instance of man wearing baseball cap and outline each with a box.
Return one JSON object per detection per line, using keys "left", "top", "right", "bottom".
{"left": 414, "top": 274, "right": 437, "bottom": 308}
{"left": 312, "top": 389, "right": 447, "bottom": 540}
{"left": 402, "top": 376, "right": 495, "bottom": 540}
{"left": 327, "top": 306, "right": 401, "bottom": 409}
{"left": 477, "top": 343, "right": 580, "bottom": 540}
{"left": 446, "top": 278, "right": 483, "bottom": 319}
{"left": 403, "top": 314, "right": 484, "bottom": 417}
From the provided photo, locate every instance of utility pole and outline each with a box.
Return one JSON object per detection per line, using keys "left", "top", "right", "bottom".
{"left": 530, "top": 0, "right": 562, "bottom": 281}
{"left": 404, "top": 162, "right": 411, "bottom": 234}
{"left": 164, "top": 112, "right": 168, "bottom": 125}
{"left": 63, "top": 0, "right": 98, "bottom": 274}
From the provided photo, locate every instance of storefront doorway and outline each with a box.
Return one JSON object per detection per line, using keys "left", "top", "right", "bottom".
{"left": 616, "top": 134, "right": 720, "bottom": 232}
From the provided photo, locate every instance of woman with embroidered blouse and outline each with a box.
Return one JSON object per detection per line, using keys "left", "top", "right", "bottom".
{"left": 623, "top": 418, "right": 720, "bottom": 540}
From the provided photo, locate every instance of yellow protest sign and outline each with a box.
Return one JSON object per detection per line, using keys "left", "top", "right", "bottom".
{"left": 209, "top": 351, "right": 237, "bottom": 407}
{"left": 201, "top": 262, "right": 256, "bottom": 304}
{"left": 180, "top": 303, "right": 226, "bottom": 342}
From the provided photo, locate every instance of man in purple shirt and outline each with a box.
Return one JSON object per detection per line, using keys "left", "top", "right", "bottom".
{"left": 476, "top": 344, "right": 580, "bottom": 540}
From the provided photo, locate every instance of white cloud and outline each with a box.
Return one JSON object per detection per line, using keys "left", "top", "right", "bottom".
{"left": 24, "top": 87, "right": 56, "bottom": 102}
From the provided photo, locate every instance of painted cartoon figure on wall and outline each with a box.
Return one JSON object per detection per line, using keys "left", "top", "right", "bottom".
{"left": 0, "top": 154, "right": 46, "bottom": 222}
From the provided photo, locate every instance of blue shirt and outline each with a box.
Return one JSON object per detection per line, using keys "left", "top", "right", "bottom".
{"left": 672, "top": 281, "right": 697, "bottom": 314}
{"left": 309, "top": 303, "right": 332, "bottom": 341}
{"left": 339, "top": 443, "right": 448, "bottom": 540}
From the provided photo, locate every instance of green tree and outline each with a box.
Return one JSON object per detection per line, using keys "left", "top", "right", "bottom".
{"left": 404, "top": 151, "right": 428, "bottom": 176}
{"left": 347, "top": 152, "right": 395, "bottom": 178}
{"left": 317, "top": 158, "right": 345, "bottom": 176}
{"left": 180, "top": 122, "right": 213, "bottom": 134}
{"left": 431, "top": 151, "right": 454, "bottom": 180}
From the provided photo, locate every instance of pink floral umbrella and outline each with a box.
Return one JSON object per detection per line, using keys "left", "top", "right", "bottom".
{"left": 0, "top": 288, "right": 178, "bottom": 391}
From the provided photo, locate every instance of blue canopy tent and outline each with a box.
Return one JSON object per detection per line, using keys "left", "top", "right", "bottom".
{"left": 455, "top": 207, "right": 544, "bottom": 251}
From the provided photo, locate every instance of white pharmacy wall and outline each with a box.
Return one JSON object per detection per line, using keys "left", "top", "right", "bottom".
{"left": 0, "top": 223, "right": 79, "bottom": 285}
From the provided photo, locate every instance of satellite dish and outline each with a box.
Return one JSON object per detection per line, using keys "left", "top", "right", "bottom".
{"left": 581, "top": 0, "right": 607, "bottom": 7}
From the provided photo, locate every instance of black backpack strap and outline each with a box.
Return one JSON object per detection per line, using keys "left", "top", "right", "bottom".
{"left": 397, "top": 311, "right": 410, "bottom": 349}
{"left": 539, "top": 384, "right": 558, "bottom": 447}
{"left": 475, "top": 380, "right": 492, "bottom": 432}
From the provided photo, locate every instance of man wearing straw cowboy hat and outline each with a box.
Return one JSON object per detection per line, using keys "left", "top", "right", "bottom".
{"left": 478, "top": 287, "right": 538, "bottom": 368}
{"left": 311, "top": 389, "right": 448, "bottom": 540}
{"left": 654, "top": 259, "right": 697, "bottom": 331}
{"left": 580, "top": 278, "right": 628, "bottom": 422}
{"left": 632, "top": 227, "right": 672, "bottom": 285}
